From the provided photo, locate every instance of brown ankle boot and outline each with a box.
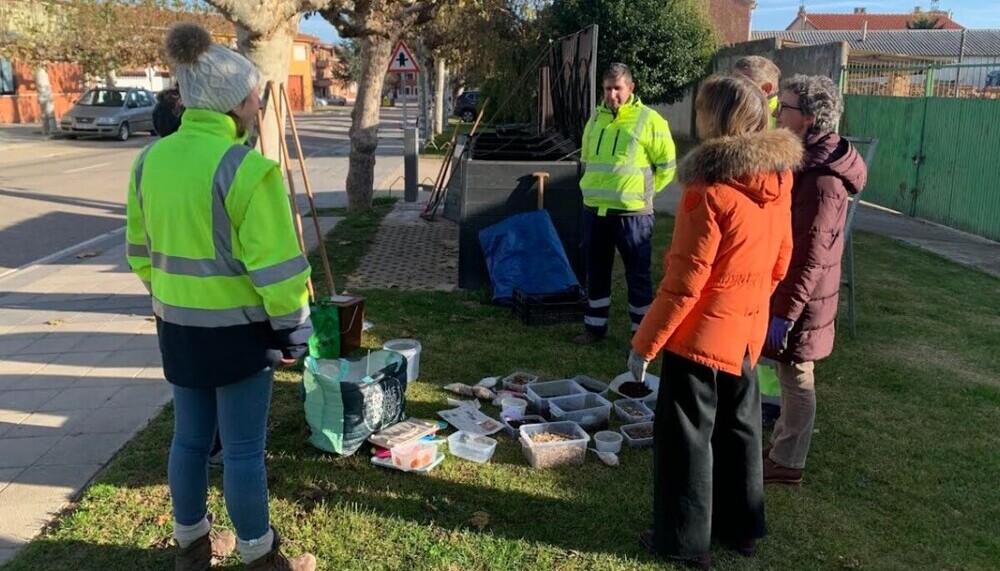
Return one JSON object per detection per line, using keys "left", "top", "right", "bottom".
{"left": 763, "top": 457, "right": 803, "bottom": 485}
{"left": 175, "top": 519, "right": 236, "bottom": 571}
{"left": 244, "top": 528, "right": 316, "bottom": 571}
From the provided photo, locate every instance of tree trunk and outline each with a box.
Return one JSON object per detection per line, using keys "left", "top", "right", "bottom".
{"left": 34, "top": 65, "right": 57, "bottom": 136}
{"left": 345, "top": 34, "right": 394, "bottom": 213}
{"left": 236, "top": 18, "right": 298, "bottom": 163}
{"left": 105, "top": 69, "right": 117, "bottom": 88}
{"left": 434, "top": 57, "right": 446, "bottom": 135}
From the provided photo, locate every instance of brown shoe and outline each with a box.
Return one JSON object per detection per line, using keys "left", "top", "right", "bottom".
{"left": 175, "top": 518, "right": 236, "bottom": 571}
{"left": 763, "top": 457, "right": 803, "bottom": 485}
{"left": 573, "top": 330, "right": 605, "bottom": 345}
{"left": 638, "top": 529, "right": 711, "bottom": 570}
{"left": 244, "top": 528, "right": 316, "bottom": 571}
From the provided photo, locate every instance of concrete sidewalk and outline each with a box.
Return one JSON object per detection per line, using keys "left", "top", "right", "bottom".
{"left": 0, "top": 240, "right": 166, "bottom": 566}
{"left": 653, "top": 182, "right": 1000, "bottom": 279}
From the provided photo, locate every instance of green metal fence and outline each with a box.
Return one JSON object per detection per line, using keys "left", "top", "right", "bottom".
{"left": 840, "top": 62, "right": 1000, "bottom": 241}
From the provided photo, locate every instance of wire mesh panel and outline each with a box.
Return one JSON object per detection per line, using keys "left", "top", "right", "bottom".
{"left": 843, "top": 61, "right": 1000, "bottom": 98}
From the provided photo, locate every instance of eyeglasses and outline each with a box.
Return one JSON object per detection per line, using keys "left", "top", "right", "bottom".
{"left": 775, "top": 101, "right": 803, "bottom": 114}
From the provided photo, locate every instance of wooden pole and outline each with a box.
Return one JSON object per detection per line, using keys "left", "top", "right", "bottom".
{"left": 427, "top": 98, "right": 490, "bottom": 220}
{"left": 268, "top": 80, "right": 314, "bottom": 301}
{"left": 280, "top": 83, "right": 336, "bottom": 296}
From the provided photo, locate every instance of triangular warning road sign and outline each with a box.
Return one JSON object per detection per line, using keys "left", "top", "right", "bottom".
{"left": 387, "top": 41, "right": 420, "bottom": 73}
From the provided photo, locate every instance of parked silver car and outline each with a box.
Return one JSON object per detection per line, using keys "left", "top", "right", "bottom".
{"left": 59, "top": 87, "right": 157, "bottom": 141}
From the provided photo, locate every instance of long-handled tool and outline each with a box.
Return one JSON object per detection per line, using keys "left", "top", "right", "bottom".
{"left": 424, "top": 98, "right": 490, "bottom": 221}
{"left": 265, "top": 80, "right": 314, "bottom": 300}
{"left": 280, "top": 83, "right": 336, "bottom": 296}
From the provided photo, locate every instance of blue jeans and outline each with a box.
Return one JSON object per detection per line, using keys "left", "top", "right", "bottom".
{"left": 169, "top": 368, "right": 273, "bottom": 541}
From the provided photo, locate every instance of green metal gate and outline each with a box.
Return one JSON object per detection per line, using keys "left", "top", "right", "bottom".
{"left": 841, "top": 63, "right": 1000, "bottom": 241}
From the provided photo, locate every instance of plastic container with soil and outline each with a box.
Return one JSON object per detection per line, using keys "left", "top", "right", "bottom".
{"left": 614, "top": 399, "right": 654, "bottom": 424}
{"left": 519, "top": 421, "right": 590, "bottom": 469}
{"left": 502, "top": 372, "right": 539, "bottom": 393}
{"left": 547, "top": 393, "right": 613, "bottom": 431}
{"left": 572, "top": 374, "right": 609, "bottom": 397}
{"left": 620, "top": 421, "right": 654, "bottom": 449}
{"left": 525, "top": 379, "right": 587, "bottom": 416}
{"left": 391, "top": 441, "right": 440, "bottom": 471}
{"left": 448, "top": 431, "right": 498, "bottom": 463}
{"left": 500, "top": 411, "right": 546, "bottom": 437}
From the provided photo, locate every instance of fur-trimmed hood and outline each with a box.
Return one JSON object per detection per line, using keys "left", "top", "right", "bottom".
{"left": 677, "top": 130, "right": 804, "bottom": 204}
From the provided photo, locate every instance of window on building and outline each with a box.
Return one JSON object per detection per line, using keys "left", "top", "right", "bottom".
{"left": 0, "top": 58, "right": 14, "bottom": 95}
{"left": 404, "top": 86, "right": 411, "bottom": 95}
{"left": 405, "top": 73, "right": 414, "bottom": 81}
{"left": 293, "top": 45, "right": 307, "bottom": 61}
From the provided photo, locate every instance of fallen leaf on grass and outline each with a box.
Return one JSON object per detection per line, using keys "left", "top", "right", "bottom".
{"left": 44, "top": 319, "right": 65, "bottom": 326}
{"left": 150, "top": 535, "right": 172, "bottom": 549}
{"left": 154, "top": 514, "right": 170, "bottom": 526}
{"left": 76, "top": 250, "right": 100, "bottom": 259}
{"left": 468, "top": 511, "right": 491, "bottom": 531}
{"left": 836, "top": 555, "right": 864, "bottom": 569}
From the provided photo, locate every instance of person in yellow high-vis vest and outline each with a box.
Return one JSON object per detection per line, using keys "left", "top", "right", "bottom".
{"left": 574, "top": 63, "right": 677, "bottom": 345}
{"left": 126, "top": 23, "right": 316, "bottom": 571}
{"left": 733, "top": 56, "right": 782, "bottom": 130}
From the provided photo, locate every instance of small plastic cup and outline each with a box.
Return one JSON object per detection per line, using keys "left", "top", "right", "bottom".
{"left": 594, "top": 430, "right": 623, "bottom": 454}
{"left": 500, "top": 397, "right": 528, "bottom": 416}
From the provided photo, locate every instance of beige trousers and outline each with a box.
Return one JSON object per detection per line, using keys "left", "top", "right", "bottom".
{"left": 768, "top": 361, "right": 816, "bottom": 470}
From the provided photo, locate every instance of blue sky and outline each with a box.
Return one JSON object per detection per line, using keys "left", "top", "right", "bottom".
{"left": 297, "top": 1, "right": 1000, "bottom": 44}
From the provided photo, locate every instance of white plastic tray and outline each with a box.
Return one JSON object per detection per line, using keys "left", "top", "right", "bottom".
{"left": 371, "top": 451, "right": 445, "bottom": 474}
{"left": 609, "top": 372, "right": 659, "bottom": 402}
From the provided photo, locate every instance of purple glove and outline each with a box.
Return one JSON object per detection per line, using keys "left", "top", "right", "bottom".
{"left": 766, "top": 317, "right": 794, "bottom": 353}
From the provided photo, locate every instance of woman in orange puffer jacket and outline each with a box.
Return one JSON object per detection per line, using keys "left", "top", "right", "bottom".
{"left": 628, "top": 75, "right": 802, "bottom": 569}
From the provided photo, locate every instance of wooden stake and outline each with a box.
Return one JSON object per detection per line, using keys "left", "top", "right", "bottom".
{"left": 267, "top": 80, "right": 314, "bottom": 301}
{"left": 280, "top": 84, "right": 336, "bottom": 296}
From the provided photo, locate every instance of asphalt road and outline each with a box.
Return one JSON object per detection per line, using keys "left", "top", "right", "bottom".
{"left": 0, "top": 106, "right": 404, "bottom": 275}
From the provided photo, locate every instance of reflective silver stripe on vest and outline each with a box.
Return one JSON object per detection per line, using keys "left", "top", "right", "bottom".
{"left": 127, "top": 243, "right": 149, "bottom": 257}
{"left": 134, "top": 144, "right": 251, "bottom": 278}
{"left": 625, "top": 108, "right": 652, "bottom": 165}
{"left": 270, "top": 305, "right": 310, "bottom": 330}
{"left": 133, "top": 144, "right": 155, "bottom": 211}
{"left": 249, "top": 255, "right": 310, "bottom": 288}
{"left": 653, "top": 160, "right": 677, "bottom": 171}
{"left": 212, "top": 145, "right": 252, "bottom": 275}
{"left": 152, "top": 298, "right": 269, "bottom": 327}
{"left": 585, "top": 189, "right": 649, "bottom": 201}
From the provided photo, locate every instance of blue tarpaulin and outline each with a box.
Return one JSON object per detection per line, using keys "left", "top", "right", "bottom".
{"left": 479, "top": 210, "right": 580, "bottom": 304}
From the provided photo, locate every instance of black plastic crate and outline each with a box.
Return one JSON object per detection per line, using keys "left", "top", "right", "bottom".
{"left": 512, "top": 286, "right": 587, "bottom": 326}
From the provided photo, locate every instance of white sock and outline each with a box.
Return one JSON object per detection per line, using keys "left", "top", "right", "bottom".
{"left": 238, "top": 528, "right": 275, "bottom": 563}
{"left": 174, "top": 517, "right": 211, "bottom": 548}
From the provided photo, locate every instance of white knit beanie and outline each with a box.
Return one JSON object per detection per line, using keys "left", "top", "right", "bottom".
{"left": 165, "top": 22, "right": 259, "bottom": 113}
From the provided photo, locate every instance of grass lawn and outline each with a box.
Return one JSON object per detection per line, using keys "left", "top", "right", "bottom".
{"left": 7, "top": 209, "right": 999, "bottom": 571}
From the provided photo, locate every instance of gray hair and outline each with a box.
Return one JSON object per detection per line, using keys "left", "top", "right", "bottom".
{"left": 604, "top": 63, "right": 634, "bottom": 84}
{"left": 781, "top": 74, "right": 843, "bottom": 134}
{"left": 733, "top": 56, "right": 781, "bottom": 92}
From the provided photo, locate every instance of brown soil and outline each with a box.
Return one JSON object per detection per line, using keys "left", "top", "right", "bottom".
{"left": 509, "top": 374, "right": 535, "bottom": 385}
{"left": 624, "top": 424, "right": 653, "bottom": 439}
{"left": 618, "top": 402, "right": 647, "bottom": 417}
{"left": 618, "top": 382, "right": 652, "bottom": 399}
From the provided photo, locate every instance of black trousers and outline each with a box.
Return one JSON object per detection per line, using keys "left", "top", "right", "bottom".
{"left": 652, "top": 351, "right": 766, "bottom": 558}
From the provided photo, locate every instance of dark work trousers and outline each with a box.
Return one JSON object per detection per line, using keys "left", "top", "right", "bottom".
{"left": 652, "top": 351, "right": 766, "bottom": 558}
{"left": 582, "top": 210, "right": 654, "bottom": 337}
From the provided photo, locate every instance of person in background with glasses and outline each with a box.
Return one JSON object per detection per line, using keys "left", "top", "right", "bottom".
{"left": 763, "top": 75, "right": 868, "bottom": 486}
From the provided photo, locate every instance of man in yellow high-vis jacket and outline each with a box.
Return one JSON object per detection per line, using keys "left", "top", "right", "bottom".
{"left": 126, "top": 22, "right": 316, "bottom": 571}
{"left": 575, "top": 63, "right": 676, "bottom": 344}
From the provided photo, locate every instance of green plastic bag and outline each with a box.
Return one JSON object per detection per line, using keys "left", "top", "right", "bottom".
{"left": 757, "top": 357, "right": 782, "bottom": 398}
{"left": 308, "top": 299, "right": 341, "bottom": 359}
{"left": 302, "top": 352, "right": 408, "bottom": 455}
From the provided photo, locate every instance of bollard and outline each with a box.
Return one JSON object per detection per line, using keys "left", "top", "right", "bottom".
{"left": 403, "top": 126, "right": 419, "bottom": 203}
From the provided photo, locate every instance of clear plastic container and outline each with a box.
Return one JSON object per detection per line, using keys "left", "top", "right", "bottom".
{"left": 620, "top": 421, "right": 654, "bottom": 449}
{"left": 502, "top": 372, "right": 540, "bottom": 393}
{"left": 391, "top": 441, "right": 440, "bottom": 472}
{"left": 594, "top": 430, "right": 623, "bottom": 454}
{"left": 501, "top": 411, "right": 546, "bottom": 437}
{"left": 526, "top": 379, "right": 587, "bottom": 415}
{"left": 518, "top": 421, "right": 590, "bottom": 469}
{"left": 548, "top": 393, "right": 613, "bottom": 431}
{"left": 448, "top": 431, "right": 498, "bottom": 463}
{"left": 572, "top": 375, "right": 609, "bottom": 397}
{"left": 614, "top": 399, "right": 654, "bottom": 424}
{"left": 500, "top": 397, "right": 528, "bottom": 416}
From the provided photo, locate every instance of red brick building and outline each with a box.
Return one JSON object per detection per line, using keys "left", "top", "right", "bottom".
{"left": 707, "top": 0, "right": 755, "bottom": 44}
